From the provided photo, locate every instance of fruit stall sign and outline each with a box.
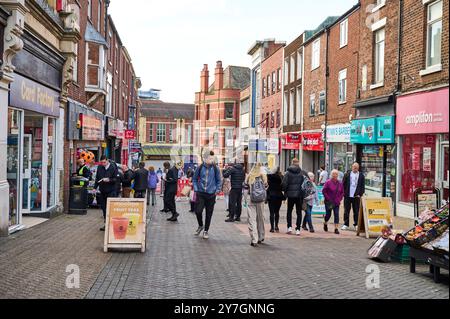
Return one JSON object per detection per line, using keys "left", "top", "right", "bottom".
{"left": 104, "top": 198, "right": 147, "bottom": 253}
{"left": 357, "top": 197, "right": 393, "bottom": 239}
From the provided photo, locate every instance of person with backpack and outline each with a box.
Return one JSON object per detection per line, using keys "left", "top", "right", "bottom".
{"left": 147, "top": 166, "right": 159, "bottom": 206}
{"left": 322, "top": 169, "right": 345, "bottom": 235}
{"left": 267, "top": 167, "right": 285, "bottom": 233}
{"left": 281, "top": 158, "right": 305, "bottom": 236}
{"left": 193, "top": 151, "right": 222, "bottom": 240}
{"left": 223, "top": 161, "right": 246, "bottom": 222}
{"left": 301, "top": 172, "right": 319, "bottom": 233}
{"left": 244, "top": 163, "right": 268, "bottom": 247}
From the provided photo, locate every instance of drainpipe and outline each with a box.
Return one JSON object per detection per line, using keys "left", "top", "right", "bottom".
{"left": 324, "top": 28, "right": 330, "bottom": 171}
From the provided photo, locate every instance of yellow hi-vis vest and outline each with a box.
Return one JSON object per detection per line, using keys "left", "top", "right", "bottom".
{"left": 78, "top": 167, "right": 86, "bottom": 186}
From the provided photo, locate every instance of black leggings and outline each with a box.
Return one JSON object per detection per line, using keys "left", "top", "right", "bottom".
{"left": 268, "top": 199, "right": 282, "bottom": 229}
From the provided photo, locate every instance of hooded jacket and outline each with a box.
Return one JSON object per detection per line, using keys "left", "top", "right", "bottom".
{"left": 281, "top": 166, "right": 305, "bottom": 199}
{"left": 223, "top": 163, "right": 245, "bottom": 190}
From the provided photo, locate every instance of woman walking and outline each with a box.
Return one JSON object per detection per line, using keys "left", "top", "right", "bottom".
{"left": 245, "top": 163, "right": 268, "bottom": 247}
{"left": 302, "top": 172, "right": 319, "bottom": 233}
{"left": 267, "top": 167, "right": 285, "bottom": 233}
{"left": 147, "top": 166, "right": 159, "bottom": 206}
{"left": 322, "top": 169, "right": 344, "bottom": 235}
{"left": 222, "top": 174, "right": 231, "bottom": 216}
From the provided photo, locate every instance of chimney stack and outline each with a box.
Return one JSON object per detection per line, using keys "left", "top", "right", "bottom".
{"left": 214, "top": 61, "right": 224, "bottom": 91}
{"left": 200, "top": 64, "right": 209, "bottom": 93}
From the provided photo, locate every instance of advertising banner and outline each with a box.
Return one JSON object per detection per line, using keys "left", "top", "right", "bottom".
{"left": 104, "top": 198, "right": 147, "bottom": 252}
{"left": 357, "top": 197, "right": 393, "bottom": 239}
{"left": 302, "top": 133, "right": 324, "bottom": 151}
{"left": 326, "top": 124, "right": 351, "bottom": 143}
{"left": 311, "top": 186, "right": 326, "bottom": 216}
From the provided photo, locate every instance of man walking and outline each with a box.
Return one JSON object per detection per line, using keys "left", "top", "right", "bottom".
{"left": 223, "top": 161, "right": 245, "bottom": 222}
{"left": 164, "top": 162, "right": 179, "bottom": 221}
{"left": 282, "top": 158, "right": 305, "bottom": 236}
{"left": 342, "top": 162, "right": 365, "bottom": 230}
{"left": 193, "top": 152, "right": 222, "bottom": 239}
{"left": 95, "top": 156, "right": 120, "bottom": 231}
{"left": 133, "top": 162, "right": 149, "bottom": 199}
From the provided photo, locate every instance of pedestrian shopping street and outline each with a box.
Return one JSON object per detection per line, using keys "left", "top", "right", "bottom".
{"left": 0, "top": 199, "right": 447, "bottom": 299}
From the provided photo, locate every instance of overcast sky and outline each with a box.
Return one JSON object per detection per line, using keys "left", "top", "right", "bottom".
{"left": 109, "top": 0, "right": 357, "bottom": 103}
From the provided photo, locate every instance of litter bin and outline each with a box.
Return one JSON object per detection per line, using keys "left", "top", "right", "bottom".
{"left": 69, "top": 176, "right": 89, "bottom": 215}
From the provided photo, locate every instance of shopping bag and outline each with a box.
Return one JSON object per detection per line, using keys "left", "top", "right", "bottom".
{"left": 181, "top": 185, "right": 191, "bottom": 197}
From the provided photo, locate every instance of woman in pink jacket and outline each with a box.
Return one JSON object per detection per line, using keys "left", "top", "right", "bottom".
{"left": 322, "top": 169, "right": 344, "bottom": 234}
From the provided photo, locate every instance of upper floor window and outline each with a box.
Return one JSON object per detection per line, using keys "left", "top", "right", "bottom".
{"left": 426, "top": 0, "right": 442, "bottom": 68}
{"left": 213, "top": 132, "right": 219, "bottom": 148}
{"left": 240, "top": 98, "right": 250, "bottom": 115}
{"left": 284, "top": 58, "right": 289, "bottom": 85}
{"left": 88, "top": 0, "right": 92, "bottom": 19}
{"left": 225, "top": 103, "right": 234, "bottom": 119}
{"left": 157, "top": 124, "right": 166, "bottom": 143}
{"left": 374, "top": 28, "right": 385, "bottom": 84}
{"left": 206, "top": 104, "right": 210, "bottom": 120}
{"left": 98, "top": 0, "right": 102, "bottom": 31}
{"left": 267, "top": 75, "right": 271, "bottom": 96}
{"left": 312, "top": 39, "right": 321, "bottom": 70}
{"left": 340, "top": 19, "right": 348, "bottom": 48}
{"left": 186, "top": 125, "right": 193, "bottom": 144}
{"left": 290, "top": 54, "right": 295, "bottom": 83}
{"left": 339, "top": 69, "right": 347, "bottom": 104}
{"left": 272, "top": 71, "right": 276, "bottom": 94}
{"left": 319, "top": 91, "right": 326, "bottom": 114}
{"left": 277, "top": 68, "right": 282, "bottom": 91}
{"left": 262, "top": 78, "right": 266, "bottom": 98}
{"left": 297, "top": 51, "right": 302, "bottom": 80}
{"left": 86, "top": 42, "right": 105, "bottom": 88}
{"left": 149, "top": 123, "right": 154, "bottom": 143}
{"left": 309, "top": 94, "right": 316, "bottom": 117}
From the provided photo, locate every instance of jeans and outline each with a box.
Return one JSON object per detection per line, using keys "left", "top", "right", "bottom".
{"left": 302, "top": 204, "right": 314, "bottom": 230}
{"left": 147, "top": 188, "right": 156, "bottom": 205}
{"left": 195, "top": 192, "right": 216, "bottom": 232}
{"left": 287, "top": 198, "right": 303, "bottom": 230}
{"left": 344, "top": 197, "right": 360, "bottom": 227}
{"left": 325, "top": 205, "right": 340, "bottom": 225}
{"left": 229, "top": 188, "right": 243, "bottom": 219}
{"left": 268, "top": 199, "right": 282, "bottom": 230}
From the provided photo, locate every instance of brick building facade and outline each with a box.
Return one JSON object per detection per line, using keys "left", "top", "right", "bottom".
{"left": 194, "top": 61, "right": 250, "bottom": 165}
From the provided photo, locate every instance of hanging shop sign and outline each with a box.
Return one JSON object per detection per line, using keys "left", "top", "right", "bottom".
{"left": 104, "top": 198, "right": 147, "bottom": 253}
{"left": 10, "top": 74, "right": 60, "bottom": 117}
{"left": 350, "top": 116, "right": 395, "bottom": 144}
{"left": 125, "top": 130, "right": 136, "bottom": 140}
{"left": 281, "top": 133, "right": 301, "bottom": 150}
{"left": 302, "top": 132, "right": 324, "bottom": 151}
{"left": 396, "top": 88, "right": 449, "bottom": 135}
{"left": 326, "top": 124, "right": 351, "bottom": 143}
{"left": 357, "top": 197, "right": 394, "bottom": 239}
{"left": 106, "top": 117, "right": 118, "bottom": 137}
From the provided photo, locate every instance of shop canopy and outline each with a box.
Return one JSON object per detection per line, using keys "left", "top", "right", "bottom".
{"left": 143, "top": 146, "right": 195, "bottom": 157}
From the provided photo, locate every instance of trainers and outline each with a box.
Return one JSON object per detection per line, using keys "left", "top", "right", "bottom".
{"left": 287, "top": 227, "right": 293, "bottom": 234}
{"left": 296, "top": 230, "right": 301, "bottom": 236}
{"left": 202, "top": 231, "right": 209, "bottom": 239}
{"left": 341, "top": 225, "right": 350, "bottom": 231}
{"left": 195, "top": 226, "right": 204, "bottom": 236}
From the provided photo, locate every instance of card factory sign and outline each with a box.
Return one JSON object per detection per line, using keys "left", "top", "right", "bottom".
{"left": 10, "top": 74, "right": 60, "bottom": 117}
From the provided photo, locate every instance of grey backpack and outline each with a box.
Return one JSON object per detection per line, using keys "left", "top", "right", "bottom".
{"left": 250, "top": 176, "right": 266, "bottom": 203}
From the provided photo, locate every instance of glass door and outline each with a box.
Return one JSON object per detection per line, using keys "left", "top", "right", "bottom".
{"left": 21, "top": 134, "right": 32, "bottom": 213}
{"left": 7, "top": 109, "right": 22, "bottom": 229}
{"left": 441, "top": 143, "right": 449, "bottom": 204}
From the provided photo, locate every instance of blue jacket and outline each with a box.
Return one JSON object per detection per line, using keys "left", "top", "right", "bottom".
{"left": 193, "top": 164, "right": 222, "bottom": 195}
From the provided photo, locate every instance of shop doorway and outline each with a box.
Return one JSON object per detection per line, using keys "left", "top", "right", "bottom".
{"left": 21, "top": 134, "right": 33, "bottom": 214}
{"left": 441, "top": 143, "right": 449, "bottom": 204}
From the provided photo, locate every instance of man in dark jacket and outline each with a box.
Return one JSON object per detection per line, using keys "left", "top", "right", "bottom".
{"left": 121, "top": 165, "right": 134, "bottom": 198}
{"left": 164, "top": 162, "right": 179, "bottom": 222}
{"left": 95, "top": 156, "right": 120, "bottom": 231}
{"left": 281, "top": 158, "right": 305, "bottom": 235}
{"left": 342, "top": 162, "right": 365, "bottom": 230}
{"left": 223, "top": 162, "right": 245, "bottom": 222}
{"left": 133, "top": 162, "right": 149, "bottom": 199}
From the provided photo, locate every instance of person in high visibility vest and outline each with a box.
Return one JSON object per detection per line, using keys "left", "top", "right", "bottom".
{"left": 77, "top": 159, "right": 91, "bottom": 186}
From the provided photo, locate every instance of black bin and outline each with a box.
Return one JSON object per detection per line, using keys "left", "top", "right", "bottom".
{"left": 69, "top": 177, "right": 89, "bottom": 215}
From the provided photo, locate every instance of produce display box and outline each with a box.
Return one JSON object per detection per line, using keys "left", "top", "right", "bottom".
{"left": 391, "top": 244, "right": 426, "bottom": 264}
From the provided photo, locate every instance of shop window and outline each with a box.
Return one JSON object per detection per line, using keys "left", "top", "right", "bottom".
{"left": 7, "top": 109, "right": 22, "bottom": 227}
{"left": 401, "top": 135, "right": 437, "bottom": 203}
{"left": 47, "top": 118, "right": 56, "bottom": 208}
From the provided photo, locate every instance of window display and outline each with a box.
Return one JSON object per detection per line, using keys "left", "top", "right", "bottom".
{"left": 401, "top": 135, "right": 436, "bottom": 203}
{"left": 7, "top": 109, "right": 21, "bottom": 227}
{"left": 47, "top": 118, "right": 56, "bottom": 208}
{"left": 361, "top": 145, "right": 384, "bottom": 197}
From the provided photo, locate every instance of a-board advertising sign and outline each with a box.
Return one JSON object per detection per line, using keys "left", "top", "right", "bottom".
{"left": 104, "top": 198, "right": 147, "bottom": 252}
{"left": 357, "top": 197, "right": 393, "bottom": 239}
{"left": 311, "top": 185, "right": 326, "bottom": 216}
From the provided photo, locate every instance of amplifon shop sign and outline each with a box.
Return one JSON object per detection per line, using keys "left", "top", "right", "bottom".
{"left": 397, "top": 88, "right": 449, "bottom": 135}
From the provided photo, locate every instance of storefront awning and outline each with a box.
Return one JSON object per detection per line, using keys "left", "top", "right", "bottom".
{"left": 143, "top": 146, "right": 195, "bottom": 157}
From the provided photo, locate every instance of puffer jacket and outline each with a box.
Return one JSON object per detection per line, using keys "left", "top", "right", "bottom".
{"left": 281, "top": 166, "right": 305, "bottom": 199}
{"left": 223, "top": 163, "right": 245, "bottom": 189}
{"left": 267, "top": 173, "right": 285, "bottom": 201}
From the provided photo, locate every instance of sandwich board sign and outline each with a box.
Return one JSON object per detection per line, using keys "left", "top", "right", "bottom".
{"left": 357, "top": 197, "right": 393, "bottom": 239}
{"left": 104, "top": 198, "right": 147, "bottom": 253}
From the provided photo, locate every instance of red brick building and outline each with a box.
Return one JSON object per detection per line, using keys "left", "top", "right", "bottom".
{"left": 325, "top": 5, "right": 360, "bottom": 174}
{"left": 395, "top": 0, "right": 449, "bottom": 217}
{"left": 194, "top": 61, "right": 250, "bottom": 165}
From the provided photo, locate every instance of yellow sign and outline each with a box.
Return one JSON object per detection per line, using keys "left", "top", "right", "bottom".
{"left": 357, "top": 197, "right": 393, "bottom": 239}
{"left": 104, "top": 198, "right": 147, "bottom": 252}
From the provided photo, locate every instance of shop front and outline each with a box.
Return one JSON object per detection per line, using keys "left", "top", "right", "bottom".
{"left": 396, "top": 87, "right": 449, "bottom": 219}
{"left": 280, "top": 133, "right": 301, "bottom": 171}
{"left": 7, "top": 73, "right": 61, "bottom": 227}
{"left": 106, "top": 117, "right": 126, "bottom": 164}
{"left": 302, "top": 132, "right": 325, "bottom": 176}
{"left": 67, "top": 100, "right": 105, "bottom": 174}
{"left": 326, "top": 123, "right": 354, "bottom": 174}
{"left": 350, "top": 116, "right": 396, "bottom": 200}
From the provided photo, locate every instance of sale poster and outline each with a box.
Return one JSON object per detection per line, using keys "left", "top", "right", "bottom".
{"left": 412, "top": 146, "right": 421, "bottom": 171}
{"left": 423, "top": 147, "right": 432, "bottom": 172}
